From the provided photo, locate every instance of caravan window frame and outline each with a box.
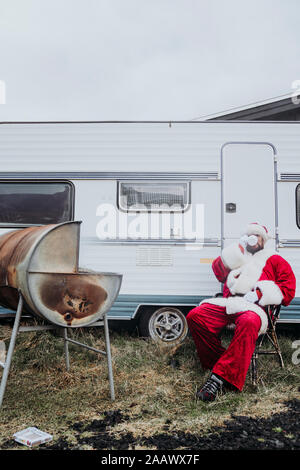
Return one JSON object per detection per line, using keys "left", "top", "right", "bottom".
{"left": 117, "top": 180, "right": 191, "bottom": 213}
{"left": 296, "top": 184, "right": 300, "bottom": 229}
{"left": 0, "top": 179, "right": 75, "bottom": 228}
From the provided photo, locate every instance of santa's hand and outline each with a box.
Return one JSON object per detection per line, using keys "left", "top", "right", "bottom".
{"left": 243, "top": 290, "right": 259, "bottom": 303}
{"left": 238, "top": 235, "right": 249, "bottom": 253}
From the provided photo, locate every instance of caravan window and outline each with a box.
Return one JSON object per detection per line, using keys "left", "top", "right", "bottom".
{"left": 118, "top": 181, "right": 190, "bottom": 212}
{"left": 0, "top": 181, "right": 74, "bottom": 226}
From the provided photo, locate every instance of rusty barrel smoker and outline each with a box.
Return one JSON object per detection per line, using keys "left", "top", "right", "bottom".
{"left": 0, "top": 221, "right": 122, "bottom": 406}
{"left": 0, "top": 221, "right": 122, "bottom": 327}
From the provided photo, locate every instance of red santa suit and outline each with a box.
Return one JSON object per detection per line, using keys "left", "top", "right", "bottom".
{"left": 187, "top": 223, "right": 296, "bottom": 391}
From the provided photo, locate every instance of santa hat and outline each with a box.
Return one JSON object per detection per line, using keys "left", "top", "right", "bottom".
{"left": 246, "top": 222, "right": 270, "bottom": 242}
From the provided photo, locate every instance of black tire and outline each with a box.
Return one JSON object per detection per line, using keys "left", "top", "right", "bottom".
{"left": 138, "top": 306, "right": 188, "bottom": 346}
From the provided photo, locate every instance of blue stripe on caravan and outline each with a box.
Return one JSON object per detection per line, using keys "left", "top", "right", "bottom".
{"left": 0, "top": 307, "right": 15, "bottom": 315}
{"left": 280, "top": 298, "right": 300, "bottom": 322}
{"left": 107, "top": 294, "right": 300, "bottom": 321}
{"left": 1, "top": 295, "right": 299, "bottom": 321}
{"left": 107, "top": 294, "right": 203, "bottom": 319}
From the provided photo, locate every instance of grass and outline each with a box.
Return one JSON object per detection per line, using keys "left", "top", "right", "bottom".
{"left": 0, "top": 321, "right": 299, "bottom": 449}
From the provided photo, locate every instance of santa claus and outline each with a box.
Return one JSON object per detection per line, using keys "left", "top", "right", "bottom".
{"left": 186, "top": 222, "right": 296, "bottom": 401}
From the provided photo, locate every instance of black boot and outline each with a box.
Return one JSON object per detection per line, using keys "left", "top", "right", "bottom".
{"left": 196, "top": 374, "right": 224, "bottom": 402}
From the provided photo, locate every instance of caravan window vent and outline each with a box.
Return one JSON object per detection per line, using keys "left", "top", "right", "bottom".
{"left": 0, "top": 181, "right": 74, "bottom": 227}
{"left": 118, "top": 181, "right": 190, "bottom": 212}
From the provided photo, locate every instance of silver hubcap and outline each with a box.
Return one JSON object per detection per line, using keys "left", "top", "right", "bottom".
{"left": 148, "top": 308, "right": 187, "bottom": 343}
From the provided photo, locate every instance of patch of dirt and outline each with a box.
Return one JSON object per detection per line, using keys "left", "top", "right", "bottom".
{"left": 141, "top": 399, "right": 300, "bottom": 450}
{"left": 2, "top": 400, "right": 299, "bottom": 450}
{"left": 72, "top": 410, "right": 134, "bottom": 450}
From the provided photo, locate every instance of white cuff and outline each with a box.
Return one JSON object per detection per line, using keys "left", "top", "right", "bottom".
{"left": 256, "top": 280, "right": 283, "bottom": 306}
{"left": 221, "top": 243, "right": 245, "bottom": 270}
{"left": 200, "top": 297, "right": 268, "bottom": 335}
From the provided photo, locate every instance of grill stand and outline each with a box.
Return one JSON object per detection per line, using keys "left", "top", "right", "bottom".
{"left": 0, "top": 292, "right": 115, "bottom": 409}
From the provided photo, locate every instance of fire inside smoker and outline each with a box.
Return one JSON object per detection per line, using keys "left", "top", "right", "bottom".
{"left": 0, "top": 221, "right": 122, "bottom": 327}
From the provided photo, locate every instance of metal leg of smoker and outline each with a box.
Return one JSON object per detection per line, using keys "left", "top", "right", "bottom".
{"left": 103, "top": 313, "right": 115, "bottom": 402}
{"left": 0, "top": 293, "right": 23, "bottom": 409}
{"left": 63, "top": 317, "right": 115, "bottom": 401}
{"left": 63, "top": 328, "right": 70, "bottom": 371}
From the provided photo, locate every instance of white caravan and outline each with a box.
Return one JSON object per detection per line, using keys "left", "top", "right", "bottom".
{"left": 0, "top": 121, "right": 299, "bottom": 345}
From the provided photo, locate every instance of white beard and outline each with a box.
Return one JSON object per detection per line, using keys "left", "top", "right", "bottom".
{"left": 226, "top": 248, "right": 277, "bottom": 295}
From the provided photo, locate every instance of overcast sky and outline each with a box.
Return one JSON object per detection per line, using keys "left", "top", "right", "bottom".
{"left": 0, "top": 0, "right": 300, "bottom": 121}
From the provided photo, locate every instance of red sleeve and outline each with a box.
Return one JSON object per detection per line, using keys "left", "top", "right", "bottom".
{"left": 212, "top": 256, "right": 231, "bottom": 283}
{"left": 261, "top": 255, "right": 296, "bottom": 307}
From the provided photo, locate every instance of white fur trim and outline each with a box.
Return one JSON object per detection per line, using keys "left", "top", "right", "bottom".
{"left": 227, "top": 249, "right": 277, "bottom": 295}
{"left": 200, "top": 297, "right": 268, "bottom": 335}
{"left": 221, "top": 243, "right": 247, "bottom": 270}
{"left": 256, "top": 280, "right": 283, "bottom": 307}
{"left": 246, "top": 223, "right": 269, "bottom": 242}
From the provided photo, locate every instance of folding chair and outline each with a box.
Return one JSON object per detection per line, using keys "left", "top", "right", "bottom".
{"left": 250, "top": 304, "right": 284, "bottom": 386}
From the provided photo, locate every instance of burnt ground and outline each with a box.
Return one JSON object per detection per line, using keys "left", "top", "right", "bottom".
{"left": 1, "top": 399, "right": 299, "bottom": 451}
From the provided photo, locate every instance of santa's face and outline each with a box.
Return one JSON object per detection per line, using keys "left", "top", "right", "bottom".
{"left": 246, "top": 234, "right": 265, "bottom": 254}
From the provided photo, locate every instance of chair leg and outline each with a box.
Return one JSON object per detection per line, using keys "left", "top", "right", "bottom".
{"left": 250, "top": 352, "right": 258, "bottom": 386}
{"left": 266, "top": 306, "right": 284, "bottom": 368}
{"left": 249, "top": 307, "right": 284, "bottom": 389}
{"left": 268, "top": 329, "right": 285, "bottom": 368}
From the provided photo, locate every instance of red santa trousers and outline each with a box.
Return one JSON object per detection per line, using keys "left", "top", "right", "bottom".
{"left": 186, "top": 302, "right": 261, "bottom": 391}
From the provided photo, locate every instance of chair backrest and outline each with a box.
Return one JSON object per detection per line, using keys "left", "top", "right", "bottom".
{"left": 214, "top": 292, "right": 223, "bottom": 298}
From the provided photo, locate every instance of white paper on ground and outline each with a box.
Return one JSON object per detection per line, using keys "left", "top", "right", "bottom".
{"left": 13, "top": 427, "right": 53, "bottom": 447}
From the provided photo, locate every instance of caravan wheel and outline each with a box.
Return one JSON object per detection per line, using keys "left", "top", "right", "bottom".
{"left": 138, "top": 307, "right": 188, "bottom": 346}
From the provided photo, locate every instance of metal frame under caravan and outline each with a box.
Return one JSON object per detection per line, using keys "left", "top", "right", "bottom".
{"left": 0, "top": 120, "right": 300, "bottom": 345}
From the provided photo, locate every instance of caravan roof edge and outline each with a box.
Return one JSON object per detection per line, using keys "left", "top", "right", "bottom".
{"left": 1, "top": 120, "right": 300, "bottom": 125}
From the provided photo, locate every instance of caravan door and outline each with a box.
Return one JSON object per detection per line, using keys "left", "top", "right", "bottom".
{"left": 221, "top": 143, "right": 277, "bottom": 249}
